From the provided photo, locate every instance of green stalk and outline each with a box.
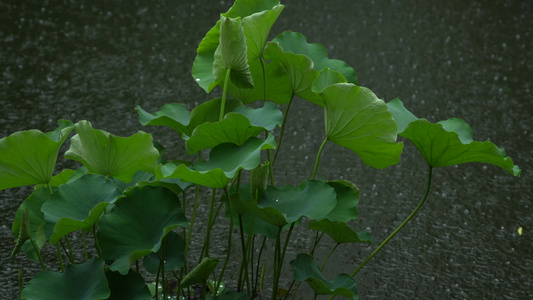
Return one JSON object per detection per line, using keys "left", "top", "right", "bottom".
{"left": 64, "top": 235, "right": 75, "bottom": 264}
{"left": 93, "top": 225, "right": 102, "bottom": 257}
{"left": 238, "top": 216, "right": 251, "bottom": 294}
{"left": 271, "top": 227, "right": 283, "bottom": 300}
{"left": 28, "top": 236, "right": 45, "bottom": 270}
{"left": 18, "top": 268, "right": 23, "bottom": 300}
{"left": 81, "top": 231, "right": 89, "bottom": 260}
{"left": 311, "top": 137, "right": 328, "bottom": 180}
{"left": 350, "top": 166, "right": 434, "bottom": 277}
{"left": 56, "top": 243, "right": 64, "bottom": 272}
{"left": 254, "top": 235, "right": 267, "bottom": 295}
{"left": 260, "top": 57, "right": 268, "bottom": 102}
{"left": 271, "top": 96, "right": 294, "bottom": 168}
{"left": 219, "top": 68, "right": 231, "bottom": 122}
{"left": 321, "top": 243, "right": 340, "bottom": 271}
{"left": 200, "top": 188, "right": 217, "bottom": 262}
{"left": 186, "top": 183, "right": 201, "bottom": 258}
{"left": 216, "top": 188, "right": 234, "bottom": 296}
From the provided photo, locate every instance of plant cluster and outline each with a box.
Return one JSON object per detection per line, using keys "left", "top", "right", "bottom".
{"left": 2, "top": 0, "right": 520, "bottom": 299}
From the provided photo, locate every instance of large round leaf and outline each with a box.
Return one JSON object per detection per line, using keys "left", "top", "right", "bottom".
{"left": 142, "top": 231, "right": 185, "bottom": 274}
{"left": 136, "top": 98, "right": 243, "bottom": 137}
{"left": 401, "top": 118, "right": 521, "bottom": 176}
{"left": 41, "top": 174, "right": 122, "bottom": 244}
{"left": 106, "top": 270, "right": 152, "bottom": 300}
{"left": 97, "top": 186, "right": 188, "bottom": 275}
{"left": 244, "top": 180, "right": 337, "bottom": 227}
{"left": 21, "top": 258, "right": 110, "bottom": 300}
{"left": 158, "top": 135, "right": 276, "bottom": 188}
{"left": 0, "top": 120, "right": 73, "bottom": 190}
{"left": 321, "top": 83, "right": 403, "bottom": 169}
{"left": 185, "top": 101, "right": 282, "bottom": 154}
{"left": 291, "top": 253, "right": 358, "bottom": 299}
{"left": 65, "top": 121, "right": 159, "bottom": 182}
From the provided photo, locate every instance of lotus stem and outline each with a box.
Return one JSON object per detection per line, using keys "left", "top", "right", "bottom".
{"left": 220, "top": 68, "right": 231, "bottom": 122}
{"left": 350, "top": 166, "right": 433, "bottom": 277}
{"left": 311, "top": 137, "right": 328, "bottom": 180}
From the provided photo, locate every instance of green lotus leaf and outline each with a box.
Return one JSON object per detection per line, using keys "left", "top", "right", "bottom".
{"left": 234, "top": 101, "right": 283, "bottom": 130}
{"left": 34, "top": 169, "right": 76, "bottom": 190}
{"left": 242, "top": 4, "right": 284, "bottom": 61}
{"left": 185, "top": 101, "right": 282, "bottom": 154}
{"left": 65, "top": 121, "right": 160, "bottom": 182}
{"left": 192, "top": 0, "right": 280, "bottom": 92}
{"left": 105, "top": 270, "right": 152, "bottom": 300}
{"left": 322, "top": 180, "right": 359, "bottom": 223}
{"left": 142, "top": 231, "right": 185, "bottom": 274}
{"left": 185, "top": 113, "right": 264, "bottom": 155}
{"left": 272, "top": 31, "right": 357, "bottom": 84}
{"left": 181, "top": 257, "right": 220, "bottom": 288}
{"left": 206, "top": 290, "right": 250, "bottom": 300}
{"left": 41, "top": 174, "right": 122, "bottom": 244}
{"left": 12, "top": 187, "right": 52, "bottom": 260}
{"left": 158, "top": 135, "right": 276, "bottom": 188}
{"left": 11, "top": 208, "right": 32, "bottom": 258}
{"left": 136, "top": 98, "right": 243, "bottom": 137}
{"left": 245, "top": 180, "right": 337, "bottom": 227}
{"left": 321, "top": 83, "right": 403, "bottom": 169}
{"left": 136, "top": 103, "right": 191, "bottom": 135}
{"left": 291, "top": 253, "right": 358, "bottom": 299}
{"left": 386, "top": 98, "right": 418, "bottom": 134}
{"left": 308, "top": 219, "right": 372, "bottom": 244}
{"left": 311, "top": 68, "right": 348, "bottom": 94}
{"left": 227, "top": 58, "right": 292, "bottom": 104}
{"left": 263, "top": 41, "right": 322, "bottom": 106}
{"left": 213, "top": 15, "right": 254, "bottom": 89}
{"left": 21, "top": 258, "right": 110, "bottom": 300}
{"left": 97, "top": 186, "right": 188, "bottom": 275}
{"left": 401, "top": 118, "right": 521, "bottom": 176}
{"left": 226, "top": 186, "right": 279, "bottom": 239}
{"left": 0, "top": 120, "right": 74, "bottom": 190}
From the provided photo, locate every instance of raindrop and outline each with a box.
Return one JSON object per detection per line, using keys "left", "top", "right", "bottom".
{"left": 195, "top": 78, "right": 200, "bottom": 82}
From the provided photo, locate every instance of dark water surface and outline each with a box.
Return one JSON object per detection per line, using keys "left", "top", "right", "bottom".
{"left": 1, "top": 0, "right": 532, "bottom": 299}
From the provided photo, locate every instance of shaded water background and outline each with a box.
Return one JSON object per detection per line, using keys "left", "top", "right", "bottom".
{"left": 1, "top": 0, "right": 532, "bottom": 299}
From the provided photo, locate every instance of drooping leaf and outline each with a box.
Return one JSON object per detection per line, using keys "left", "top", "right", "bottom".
{"left": 192, "top": 0, "right": 281, "bottom": 92}
{"left": 227, "top": 59, "right": 292, "bottom": 104}
{"left": 12, "top": 187, "right": 52, "bottom": 260}
{"left": 291, "top": 253, "right": 358, "bottom": 299}
{"left": 401, "top": 118, "right": 521, "bottom": 176}
{"left": 0, "top": 120, "right": 74, "bottom": 190}
{"left": 41, "top": 174, "right": 122, "bottom": 244}
{"left": 309, "top": 219, "right": 372, "bottom": 244}
{"left": 97, "top": 186, "right": 188, "bottom": 275}
{"left": 244, "top": 180, "right": 337, "bottom": 227}
{"left": 386, "top": 98, "right": 418, "bottom": 134}
{"left": 213, "top": 15, "right": 254, "bottom": 89}
{"left": 136, "top": 103, "right": 191, "bottom": 135}
{"left": 321, "top": 83, "right": 403, "bottom": 169}
{"left": 142, "top": 231, "right": 185, "bottom": 274}
{"left": 263, "top": 41, "right": 322, "bottom": 105}
{"left": 234, "top": 101, "right": 283, "bottom": 130}
{"left": 65, "top": 121, "right": 160, "bottom": 182}
{"left": 136, "top": 98, "right": 243, "bottom": 137}
{"left": 106, "top": 270, "right": 152, "bottom": 300}
{"left": 21, "top": 258, "right": 110, "bottom": 300}
{"left": 180, "top": 257, "right": 220, "bottom": 288}
{"left": 272, "top": 31, "right": 357, "bottom": 84}
{"left": 158, "top": 135, "right": 276, "bottom": 188}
